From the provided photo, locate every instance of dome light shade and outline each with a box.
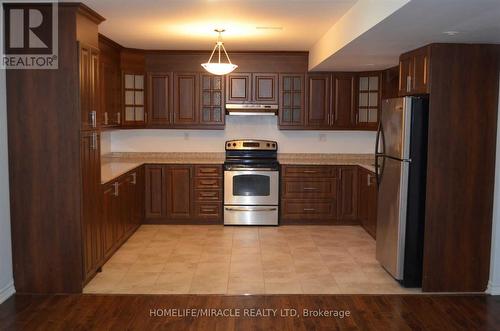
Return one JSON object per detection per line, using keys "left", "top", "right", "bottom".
{"left": 201, "top": 62, "right": 238, "bottom": 75}
{"left": 201, "top": 29, "right": 237, "bottom": 76}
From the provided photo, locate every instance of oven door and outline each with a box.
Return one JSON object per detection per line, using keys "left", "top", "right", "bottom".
{"left": 224, "top": 170, "right": 279, "bottom": 205}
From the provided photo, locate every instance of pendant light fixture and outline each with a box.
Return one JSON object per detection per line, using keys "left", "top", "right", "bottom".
{"left": 201, "top": 29, "right": 238, "bottom": 75}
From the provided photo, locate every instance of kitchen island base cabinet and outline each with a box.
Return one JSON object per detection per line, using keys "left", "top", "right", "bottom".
{"left": 144, "top": 164, "right": 223, "bottom": 224}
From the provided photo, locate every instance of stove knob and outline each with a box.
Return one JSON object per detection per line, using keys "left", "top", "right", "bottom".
{"left": 272, "top": 143, "right": 276, "bottom": 148}
{"left": 227, "top": 143, "right": 231, "bottom": 147}
{"left": 232, "top": 143, "right": 237, "bottom": 147}
{"left": 266, "top": 143, "right": 270, "bottom": 147}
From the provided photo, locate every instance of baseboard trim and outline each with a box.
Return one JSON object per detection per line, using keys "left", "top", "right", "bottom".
{"left": 487, "top": 281, "right": 500, "bottom": 295}
{"left": 0, "top": 281, "right": 15, "bottom": 304}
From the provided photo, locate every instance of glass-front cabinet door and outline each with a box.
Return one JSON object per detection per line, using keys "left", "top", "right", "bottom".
{"left": 123, "top": 72, "right": 146, "bottom": 126}
{"left": 357, "top": 72, "right": 381, "bottom": 130}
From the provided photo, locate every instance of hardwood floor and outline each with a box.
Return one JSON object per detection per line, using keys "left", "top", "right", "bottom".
{"left": 1, "top": 294, "right": 499, "bottom": 330}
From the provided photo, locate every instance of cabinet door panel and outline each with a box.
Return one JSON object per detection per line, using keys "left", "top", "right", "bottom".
{"left": 332, "top": 74, "right": 356, "bottom": 129}
{"left": 80, "top": 44, "right": 91, "bottom": 130}
{"left": 226, "top": 73, "right": 251, "bottom": 103}
{"left": 199, "top": 74, "right": 225, "bottom": 126}
{"left": 281, "top": 200, "right": 336, "bottom": 221}
{"left": 337, "top": 166, "right": 358, "bottom": 220}
{"left": 307, "top": 74, "right": 330, "bottom": 127}
{"left": 253, "top": 73, "right": 278, "bottom": 104}
{"left": 282, "top": 179, "right": 337, "bottom": 199}
{"left": 173, "top": 73, "right": 198, "bottom": 125}
{"left": 166, "top": 166, "right": 192, "bottom": 219}
{"left": 279, "top": 74, "right": 305, "bottom": 127}
{"left": 148, "top": 73, "right": 171, "bottom": 125}
{"left": 412, "top": 49, "right": 429, "bottom": 94}
{"left": 145, "top": 165, "right": 165, "bottom": 218}
{"left": 398, "top": 56, "right": 412, "bottom": 95}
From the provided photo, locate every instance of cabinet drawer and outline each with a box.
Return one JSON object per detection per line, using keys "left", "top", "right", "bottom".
{"left": 195, "top": 189, "right": 222, "bottom": 201}
{"left": 281, "top": 200, "right": 336, "bottom": 220}
{"left": 282, "top": 179, "right": 337, "bottom": 199}
{"left": 282, "top": 166, "right": 336, "bottom": 178}
{"left": 194, "top": 177, "right": 222, "bottom": 189}
{"left": 195, "top": 203, "right": 221, "bottom": 219}
{"left": 195, "top": 165, "right": 222, "bottom": 177}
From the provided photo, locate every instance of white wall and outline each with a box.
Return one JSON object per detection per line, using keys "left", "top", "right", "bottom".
{"left": 0, "top": 69, "right": 15, "bottom": 303}
{"left": 488, "top": 75, "right": 500, "bottom": 295}
{"left": 109, "top": 116, "right": 376, "bottom": 153}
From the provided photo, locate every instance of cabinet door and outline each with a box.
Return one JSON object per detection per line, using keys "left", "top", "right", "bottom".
{"left": 279, "top": 74, "right": 305, "bottom": 127}
{"left": 79, "top": 44, "right": 92, "bottom": 130}
{"left": 412, "top": 48, "right": 430, "bottom": 94}
{"left": 123, "top": 72, "right": 146, "bottom": 126}
{"left": 148, "top": 72, "right": 172, "bottom": 126}
{"left": 166, "top": 166, "right": 193, "bottom": 220}
{"left": 253, "top": 73, "right": 278, "bottom": 104}
{"left": 133, "top": 167, "right": 145, "bottom": 226}
{"left": 367, "top": 172, "right": 378, "bottom": 239}
{"left": 102, "top": 183, "right": 116, "bottom": 256}
{"left": 356, "top": 72, "right": 381, "bottom": 130}
{"left": 173, "top": 73, "right": 199, "bottom": 125}
{"left": 145, "top": 165, "right": 166, "bottom": 219}
{"left": 398, "top": 55, "right": 412, "bottom": 95}
{"left": 81, "top": 131, "right": 102, "bottom": 279}
{"left": 226, "top": 73, "right": 251, "bottom": 103}
{"left": 332, "top": 73, "right": 356, "bottom": 129}
{"left": 200, "top": 74, "right": 225, "bottom": 126}
{"left": 100, "top": 60, "right": 120, "bottom": 127}
{"left": 337, "top": 166, "right": 358, "bottom": 221}
{"left": 307, "top": 74, "right": 331, "bottom": 128}
{"left": 357, "top": 168, "right": 370, "bottom": 233}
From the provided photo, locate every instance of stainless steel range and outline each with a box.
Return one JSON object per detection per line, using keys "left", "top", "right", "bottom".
{"left": 224, "top": 140, "right": 279, "bottom": 226}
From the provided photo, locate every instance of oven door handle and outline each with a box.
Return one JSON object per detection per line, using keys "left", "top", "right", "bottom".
{"left": 225, "top": 168, "right": 276, "bottom": 171}
{"left": 225, "top": 207, "right": 278, "bottom": 212}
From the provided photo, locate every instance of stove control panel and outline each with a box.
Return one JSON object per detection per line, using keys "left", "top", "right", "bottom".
{"left": 225, "top": 140, "right": 277, "bottom": 151}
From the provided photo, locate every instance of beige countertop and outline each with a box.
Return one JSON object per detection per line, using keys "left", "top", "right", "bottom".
{"left": 101, "top": 152, "right": 376, "bottom": 184}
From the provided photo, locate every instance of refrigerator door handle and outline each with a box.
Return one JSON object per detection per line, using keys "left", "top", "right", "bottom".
{"left": 375, "top": 122, "right": 382, "bottom": 156}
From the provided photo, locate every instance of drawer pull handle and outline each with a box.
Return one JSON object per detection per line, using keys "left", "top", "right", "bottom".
{"left": 303, "top": 170, "right": 318, "bottom": 173}
{"left": 225, "top": 207, "right": 277, "bottom": 212}
{"left": 200, "top": 168, "right": 217, "bottom": 173}
{"left": 303, "top": 208, "right": 316, "bottom": 212}
{"left": 303, "top": 187, "right": 318, "bottom": 191}
{"left": 200, "top": 192, "right": 217, "bottom": 197}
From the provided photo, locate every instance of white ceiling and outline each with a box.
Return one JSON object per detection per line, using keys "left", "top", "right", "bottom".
{"left": 81, "top": 0, "right": 356, "bottom": 51}
{"left": 312, "top": 0, "right": 500, "bottom": 71}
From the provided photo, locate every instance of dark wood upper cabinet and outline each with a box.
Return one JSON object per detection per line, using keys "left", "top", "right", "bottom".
{"left": 226, "top": 73, "right": 251, "bottom": 103}
{"left": 278, "top": 74, "right": 305, "bottom": 128}
{"left": 399, "top": 46, "right": 430, "bottom": 95}
{"left": 306, "top": 74, "right": 331, "bottom": 128}
{"left": 200, "top": 74, "right": 225, "bottom": 126}
{"left": 122, "top": 72, "right": 146, "bottom": 126}
{"left": 337, "top": 166, "right": 358, "bottom": 221}
{"left": 173, "top": 73, "right": 199, "bottom": 125}
{"left": 331, "top": 73, "right": 356, "bottom": 129}
{"left": 80, "top": 44, "right": 100, "bottom": 131}
{"left": 253, "top": 73, "right": 278, "bottom": 104}
{"left": 148, "top": 72, "right": 172, "bottom": 126}
{"left": 355, "top": 72, "right": 381, "bottom": 130}
{"left": 98, "top": 35, "right": 121, "bottom": 128}
{"left": 381, "top": 66, "right": 400, "bottom": 99}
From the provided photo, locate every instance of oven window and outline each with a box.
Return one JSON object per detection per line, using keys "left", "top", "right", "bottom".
{"left": 233, "top": 175, "right": 270, "bottom": 196}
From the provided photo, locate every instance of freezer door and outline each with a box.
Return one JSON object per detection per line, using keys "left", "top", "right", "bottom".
{"left": 376, "top": 157, "right": 409, "bottom": 279}
{"left": 381, "top": 98, "right": 411, "bottom": 160}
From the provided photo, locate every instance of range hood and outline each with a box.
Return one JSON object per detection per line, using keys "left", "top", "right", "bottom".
{"left": 226, "top": 104, "right": 278, "bottom": 116}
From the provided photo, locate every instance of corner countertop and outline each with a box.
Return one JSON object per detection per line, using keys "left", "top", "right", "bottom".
{"left": 100, "top": 152, "right": 376, "bottom": 184}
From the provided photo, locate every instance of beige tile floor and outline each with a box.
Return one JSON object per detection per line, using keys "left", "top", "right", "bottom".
{"left": 84, "top": 225, "right": 421, "bottom": 295}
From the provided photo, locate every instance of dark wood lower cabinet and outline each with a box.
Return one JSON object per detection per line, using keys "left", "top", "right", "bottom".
{"left": 144, "top": 164, "right": 223, "bottom": 224}
{"left": 357, "top": 167, "right": 378, "bottom": 239}
{"left": 337, "top": 166, "right": 358, "bottom": 221}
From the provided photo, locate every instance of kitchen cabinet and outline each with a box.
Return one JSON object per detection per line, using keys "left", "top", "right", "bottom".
{"left": 123, "top": 72, "right": 146, "bottom": 126}
{"left": 80, "top": 43, "right": 100, "bottom": 131}
{"left": 355, "top": 72, "right": 381, "bottom": 130}
{"left": 381, "top": 66, "right": 400, "bottom": 100}
{"left": 278, "top": 74, "right": 305, "bottom": 128}
{"left": 99, "top": 35, "right": 121, "bottom": 128}
{"left": 81, "top": 131, "right": 102, "bottom": 282}
{"left": 337, "top": 166, "right": 358, "bottom": 221}
{"left": 101, "top": 167, "right": 144, "bottom": 262}
{"left": 331, "top": 73, "right": 356, "bottom": 129}
{"left": 226, "top": 73, "right": 278, "bottom": 104}
{"left": 144, "top": 164, "right": 223, "bottom": 223}
{"left": 399, "top": 46, "right": 430, "bottom": 95}
{"left": 148, "top": 72, "right": 172, "bottom": 126}
{"left": 358, "top": 167, "right": 377, "bottom": 239}
{"left": 200, "top": 74, "right": 225, "bottom": 126}
{"left": 173, "top": 73, "right": 199, "bottom": 126}
{"left": 306, "top": 74, "right": 331, "bottom": 128}
{"left": 281, "top": 165, "right": 339, "bottom": 224}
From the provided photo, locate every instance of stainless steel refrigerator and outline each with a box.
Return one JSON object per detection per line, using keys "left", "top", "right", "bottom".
{"left": 375, "top": 96, "right": 428, "bottom": 287}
